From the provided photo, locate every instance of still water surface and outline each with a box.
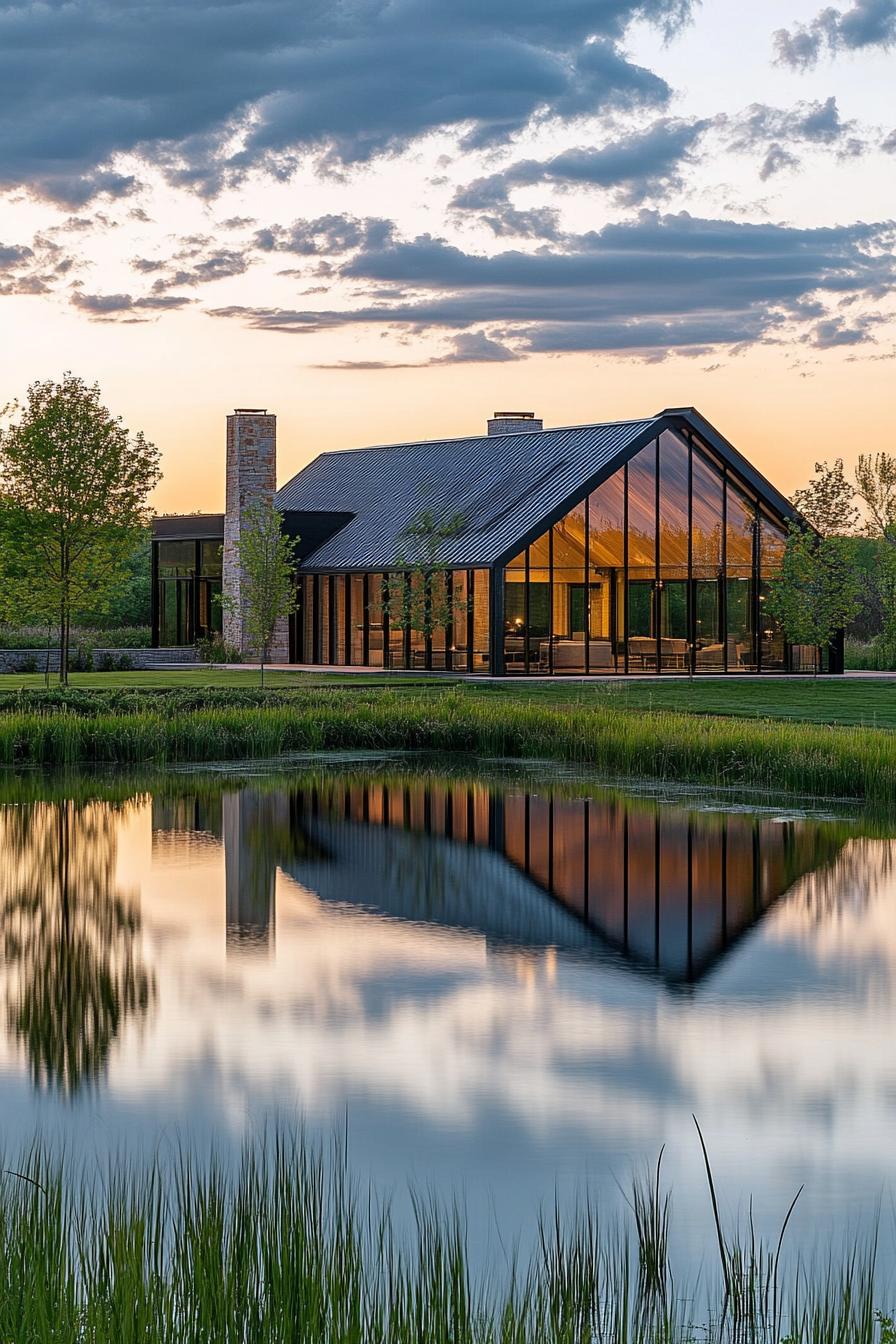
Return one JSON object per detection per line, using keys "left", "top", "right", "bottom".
{"left": 1, "top": 755, "right": 894, "bottom": 1269}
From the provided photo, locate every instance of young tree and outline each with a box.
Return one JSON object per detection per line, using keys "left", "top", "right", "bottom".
{"left": 222, "top": 499, "right": 297, "bottom": 687}
{"left": 765, "top": 525, "right": 860, "bottom": 675}
{"left": 0, "top": 374, "right": 160, "bottom": 683}
{"left": 388, "top": 508, "right": 467, "bottom": 660}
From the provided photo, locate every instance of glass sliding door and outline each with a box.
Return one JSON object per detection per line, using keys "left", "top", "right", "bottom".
{"left": 503, "top": 550, "right": 527, "bottom": 674}
{"left": 472, "top": 569, "right": 490, "bottom": 671}
{"left": 551, "top": 502, "right": 586, "bottom": 673}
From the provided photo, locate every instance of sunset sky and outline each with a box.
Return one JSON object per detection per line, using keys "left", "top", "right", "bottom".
{"left": 1, "top": 0, "right": 894, "bottom": 512}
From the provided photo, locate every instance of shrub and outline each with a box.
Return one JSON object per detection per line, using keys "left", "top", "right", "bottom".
{"left": 0, "top": 624, "right": 151, "bottom": 649}
{"left": 845, "top": 638, "right": 896, "bottom": 671}
{"left": 95, "top": 651, "right": 134, "bottom": 672}
{"left": 195, "top": 632, "right": 242, "bottom": 664}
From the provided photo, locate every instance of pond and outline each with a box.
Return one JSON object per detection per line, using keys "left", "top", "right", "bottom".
{"left": 0, "top": 754, "right": 893, "bottom": 1275}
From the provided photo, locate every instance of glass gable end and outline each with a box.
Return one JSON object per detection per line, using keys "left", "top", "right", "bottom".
{"left": 500, "top": 428, "right": 814, "bottom": 676}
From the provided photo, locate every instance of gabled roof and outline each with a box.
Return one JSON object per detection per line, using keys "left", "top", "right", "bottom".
{"left": 275, "top": 408, "right": 799, "bottom": 571}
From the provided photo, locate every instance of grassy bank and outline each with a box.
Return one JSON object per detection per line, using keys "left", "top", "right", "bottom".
{"left": 4, "top": 669, "right": 896, "bottom": 728}
{"left": 0, "top": 1133, "right": 886, "bottom": 1344}
{"left": 0, "top": 686, "right": 894, "bottom": 803}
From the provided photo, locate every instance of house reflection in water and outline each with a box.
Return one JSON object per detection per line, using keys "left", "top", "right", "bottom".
{"left": 155, "top": 777, "right": 844, "bottom": 985}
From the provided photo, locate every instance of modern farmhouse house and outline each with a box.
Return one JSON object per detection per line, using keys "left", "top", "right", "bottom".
{"left": 151, "top": 407, "right": 841, "bottom": 675}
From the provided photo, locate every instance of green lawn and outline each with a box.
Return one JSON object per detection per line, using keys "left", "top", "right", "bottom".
{"left": 1, "top": 667, "right": 896, "bottom": 728}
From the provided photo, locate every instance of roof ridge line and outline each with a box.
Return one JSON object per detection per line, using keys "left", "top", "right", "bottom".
{"left": 307, "top": 415, "right": 656, "bottom": 458}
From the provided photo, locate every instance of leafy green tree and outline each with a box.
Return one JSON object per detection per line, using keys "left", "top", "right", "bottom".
{"left": 222, "top": 499, "right": 297, "bottom": 686}
{"left": 855, "top": 452, "right": 896, "bottom": 543}
{"left": 388, "top": 509, "right": 467, "bottom": 655}
{"left": 791, "top": 459, "right": 859, "bottom": 537}
{"left": 0, "top": 374, "right": 160, "bottom": 683}
{"left": 765, "top": 525, "right": 860, "bottom": 674}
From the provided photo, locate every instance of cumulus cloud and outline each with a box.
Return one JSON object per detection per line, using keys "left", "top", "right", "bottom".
{"left": 774, "top": 0, "right": 896, "bottom": 68}
{"left": 452, "top": 117, "right": 709, "bottom": 235}
{"left": 0, "top": 0, "right": 690, "bottom": 203}
{"left": 208, "top": 210, "right": 896, "bottom": 360}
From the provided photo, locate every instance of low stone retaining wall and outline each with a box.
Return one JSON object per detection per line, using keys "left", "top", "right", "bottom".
{"left": 0, "top": 646, "right": 199, "bottom": 673}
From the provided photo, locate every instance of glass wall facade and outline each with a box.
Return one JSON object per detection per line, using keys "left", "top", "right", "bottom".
{"left": 294, "top": 567, "right": 491, "bottom": 672}
{"left": 155, "top": 538, "right": 223, "bottom": 647}
{"left": 501, "top": 428, "right": 808, "bottom": 675}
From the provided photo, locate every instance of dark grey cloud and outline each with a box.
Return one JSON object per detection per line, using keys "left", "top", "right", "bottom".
{"left": 70, "top": 290, "right": 193, "bottom": 320}
{"left": 0, "top": 243, "right": 33, "bottom": 269}
{"left": 254, "top": 216, "right": 393, "bottom": 257}
{"left": 209, "top": 209, "right": 896, "bottom": 359}
{"left": 774, "top": 0, "right": 896, "bottom": 68}
{"left": 811, "top": 314, "right": 882, "bottom": 346}
{"left": 130, "top": 237, "right": 250, "bottom": 291}
{"left": 0, "top": 232, "right": 79, "bottom": 296}
{"left": 0, "top": 0, "right": 688, "bottom": 203}
{"left": 453, "top": 117, "right": 709, "bottom": 230}
{"left": 883, "top": 128, "right": 896, "bottom": 152}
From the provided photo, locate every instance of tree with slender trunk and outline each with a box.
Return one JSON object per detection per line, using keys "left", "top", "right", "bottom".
{"left": 221, "top": 500, "right": 298, "bottom": 687}
{"left": 765, "top": 524, "right": 860, "bottom": 675}
{"left": 0, "top": 374, "right": 160, "bottom": 684}
{"left": 388, "top": 507, "right": 467, "bottom": 662}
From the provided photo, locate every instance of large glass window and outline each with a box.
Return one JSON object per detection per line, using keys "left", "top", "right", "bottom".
{"left": 368, "top": 573, "right": 385, "bottom": 667}
{"left": 386, "top": 572, "right": 407, "bottom": 668}
{"left": 156, "top": 538, "right": 222, "bottom": 645}
{"left": 552, "top": 502, "right": 586, "bottom": 673}
{"left": 451, "top": 570, "right": 471, "bottom": 671}
{"left": 692, "top": 449, "right": 724, "bottom": 672}
{"left": 658, "top": 430, "right": 690, "bottom": 670}
{"left": 760, "top": 512, "right": 788, "bottom": 670}
{"left": 528, "top": 529, "right": 551, "bottom": 671}
{"left": 627, "top": 442, "right": 657, "bottom": 670}
{"left": 472, "top": 569, "right": 490, "bottom": 671}
{"left": 726, "top": 481, "right": 757, "bottom": 671}
{"left": 430, "top": 572, "right": 448, "bottom": 669}
{"left": 350, "top": 575, "right": 364, "bottom": 664}
{"left": 319, "top": 576, "right": 331, "bottom": 664}
{"left": 503, "top": 551, "right": 527, "bottom": 674}
{"left": 588, "top": 472, "right": 624, "bottom": 671}
{"left": 335, "top": 575, "right": 347, "bottom": 664}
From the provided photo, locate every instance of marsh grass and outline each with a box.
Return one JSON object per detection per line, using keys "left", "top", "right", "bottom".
{"left": 0, "top": 1131, "right": 888, "bottom": 1343}
{"left": 0, "top": 687, "right": 894, "bottom": 805}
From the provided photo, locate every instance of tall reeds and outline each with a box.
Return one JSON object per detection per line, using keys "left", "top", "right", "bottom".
{"left": 0, "top": 1130, "right": 886, "bottom": 1343}
{"left": 0, "top": 687, "right": 893, "bottom": 804}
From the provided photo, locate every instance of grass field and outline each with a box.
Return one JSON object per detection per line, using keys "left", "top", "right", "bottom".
{"left": 2, "top": 668, "right": 896, "bottom": 728}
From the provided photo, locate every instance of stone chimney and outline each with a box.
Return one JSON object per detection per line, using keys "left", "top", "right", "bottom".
{"left": 487, "top": 410, "right": 543, "bottom": 435}
{"left": 222, "top": 408, "right": 289, "bottom": 662}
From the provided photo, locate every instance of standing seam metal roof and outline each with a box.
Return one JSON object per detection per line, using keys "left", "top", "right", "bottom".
{"left": 275, "top": 417, "right": 658, "bottom": 569}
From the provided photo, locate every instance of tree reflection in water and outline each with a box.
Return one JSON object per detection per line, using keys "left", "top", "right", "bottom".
{"left": 0, "top": 799, "right": 155, "bottom": 1095}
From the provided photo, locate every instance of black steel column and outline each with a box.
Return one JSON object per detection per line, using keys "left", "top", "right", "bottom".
{"left": 623, "top": 462, "right": 630, "bottom": 674}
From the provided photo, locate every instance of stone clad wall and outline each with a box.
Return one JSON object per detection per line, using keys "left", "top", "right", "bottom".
{"left": 222, "top": 410, "right": 289, "bottom": 662}
{"left": 0, "top": 647, "right": 199, "bottom": 672}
